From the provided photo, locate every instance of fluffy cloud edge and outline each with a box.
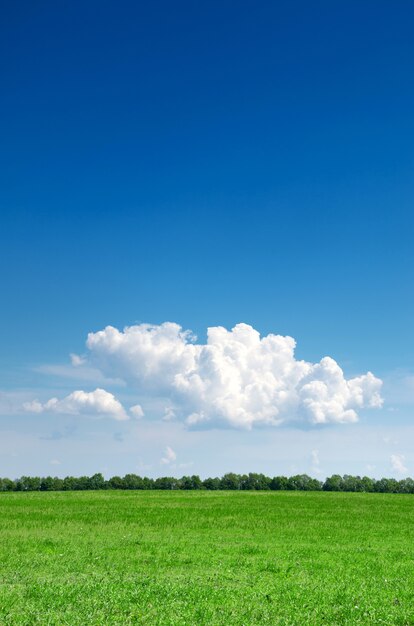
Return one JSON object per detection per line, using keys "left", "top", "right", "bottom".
{"left": 84, "top": 321, "right": 383, "bottom": 429}
{"left": 23, "top": 388, "right": 129, "bottom": 421}
{"left": 24, "top": 321, "right": 384, "bottom": 430}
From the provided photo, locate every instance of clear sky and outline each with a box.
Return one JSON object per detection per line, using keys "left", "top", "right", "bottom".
{"left": 1, "top": 1, "right": 413, "bottom": 479}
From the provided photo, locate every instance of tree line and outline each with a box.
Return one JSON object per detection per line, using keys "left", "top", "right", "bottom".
{"left": 1, "top": 472, "right": 414, "bottom": 493}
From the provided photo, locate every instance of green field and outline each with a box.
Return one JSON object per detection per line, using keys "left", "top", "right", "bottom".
{"left": 0, "top": 491, "right": 413, "bottom": 625}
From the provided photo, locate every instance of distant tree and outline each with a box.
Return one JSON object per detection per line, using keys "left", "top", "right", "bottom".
{"left": 241, "top": 473, "right": 271, "bottom": 490}
{"left": 154, "top": 476, "right": 179, "bottom": 490}
{"left": 375, "top": 478, "right": 399, "bottom": 493}
{"left": 89, "top": 473, "right": 106, "bottom": 490}
{"left": 15, "top": 476, "right": 41, "bottom": 491}
{"left": 108, "top": 475, "right": 124, "bottom": 489}
{"left": 142, "top": 477, "right": 154, "bottom": 490}
{"left": 239, "top": 474, "right": 249, "bottom": 489}
{"left": 388, "top": 478, "right": 399, "bottom": 493}
{"left": 191, "top": 475, "right": 203, "bottom": 489}
{"left": 62, "top": 476, "right": 77, "bottom": 491}
{"left": 220, "top": 473, "right": 242, "bottom": 490}
{"left": 53, "top": 477, "right": 63, "bottom": 490}
{"left": 287, "top": 474, "right": 320, "bottom": 491}
{"left": 203, "top": 477, "right": 221, "bottom": 490}
{"left": 308, "top": 477, "right": 323, "bottom": 491}
{"left": 360, "top": 476, "right": 375, "bottom": 492}
{"left": 123, "top": 474, "right": 144, "bottom": 490}
{"left": 14, "top": 477, "right": 24, "bottom": 491}
{"left": 40, "top": 476, "right": 55, "bottom": 491}
{"left": 180, "top": 475, "right": 202, "bottom": 490}
{"left": 323, "top": 475, "right": 344, "bottom": 491}
{"left": 398, "top": 478, "right": 414, "bottom": 494}
{"left": 0, "top": 478, "right": 14, "bottom": 491}
{"left": 270, "top": 476, "right": 289, "bottom": 491}
{"left": 75, "top": 476, "right": 92, "bottom": 490}
{"left": 286, "top": 476, "right": 299, "bottom": 490}
{"left": 342, "top": 475, "right": 361, "bottom": 492}
{"left": 2, "top": 471, "right": 414, "bottom": 494}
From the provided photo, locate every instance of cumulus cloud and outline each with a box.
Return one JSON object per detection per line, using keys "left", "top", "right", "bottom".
{"left": 161, "top": 446, "right": 177, "bottom": 465}
{"left": 84, "top": 321, "right": 383, "bottom": 429}
{"left": 23, "top": 388, "right": 128, "bottom": 421}
{"left": 390, "top": 454, "right": 408, "bottom": 475}
{"left": 130, "top": 404, "right": 144, "bottom": 419}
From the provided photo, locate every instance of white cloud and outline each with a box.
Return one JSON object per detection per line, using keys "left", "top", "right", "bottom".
{"left": 70, "top": 353, "right": 86, "bottom": 367}
{"left": 390, "top": 453, "right": 408, "bottom": 475}
{"left": 161, "top": 446, "right": 177, "bottom": 465}
{"left": 34, "top": 363, "right": 125, "bottom": 386}
{"left": 23, "top": 400, "right": 44, "bottom": 414}
{"left": 23, "top": 388, "right": 128, "bottom": 421}
{"left": 85, "top": 321, "right": 383, "bottom": 429}
{"left": 87, "top": 322, "right": 197, "bottom": 392}
{"left": 130, "top": 404, "right": 144, "bottom": 419}
{"left": 0, "top": 390, "right": 43, "bottom": 416}
{"left": 162, "top": 406, "right": 176, "bottom": 421}
{"left": 310, "top": 449, "right": 322, "bottom": 475}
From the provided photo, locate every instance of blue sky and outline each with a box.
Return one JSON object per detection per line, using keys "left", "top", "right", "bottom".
{"left": 1, "top": 1, "right": 413, "bottom": 479}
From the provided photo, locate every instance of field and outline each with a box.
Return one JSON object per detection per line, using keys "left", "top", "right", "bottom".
{"left": 0, "top": 491, "right": 413, "bottom": 625}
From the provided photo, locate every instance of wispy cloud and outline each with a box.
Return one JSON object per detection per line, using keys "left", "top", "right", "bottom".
{"left": 40, "top": 425, "right": 77, "bottom": 441}
{"left": 70, "top": 353, "right": 86, "bottom": 367}
{"left": 390, "top": 453, "right": 408, "bottom": 475}
{"left": 34, "top": 363, "right": 125, "bottom": 386}
{"left": 161, "top": 446, "right": 177, "bottom": 465}
{"left": 310, "top": 449, "right": 322, "bottom": 475}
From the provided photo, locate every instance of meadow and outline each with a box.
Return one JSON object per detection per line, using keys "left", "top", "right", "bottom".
{"left": 0, "top": 491, "right": 413, "bottom": 625}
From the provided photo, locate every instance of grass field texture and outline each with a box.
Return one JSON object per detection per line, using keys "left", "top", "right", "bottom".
{"left": 0, "top": 490, "right": 413, "bottom": 625}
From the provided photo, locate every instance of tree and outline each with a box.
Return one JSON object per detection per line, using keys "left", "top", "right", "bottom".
{"left": 180, "top": 475, "right": 202, "bottom": 490}
{"left": 142, "top": 477, "right": 154, "bottom": 490}
{"left": 287, "top": 474, "right": 320, "bottom": 491}
{"left": 220, "top": 473, "right": 242, "bottom": 490}
{"left": 2, "top": 471, "right": 414, "bottom": 494}
{"left": 62, "top": 476, "right": 77, "bottom": 491}
{"left": 374, "top": 478, "right": 399, "bottom": 493}
{"left": 15, "top": 476, "right": 41, "bottom": 491}
{"left": 75, "top": 476, "right": 92, "bottom": 490}
{"left": 123, "top": 474, "right": 144, "bottom": 490}
{"left": 241, "top": 473, "right": 271, "bottom": 490}
{"left": 270, "top": 476, "right": 289, "bottom": 490}
{"left": 323, "top": 475, "right": 344, "bottom": 491}
{"left": 398, "top": 478, "right": 414, "bottom": 494}
{"left": 40, "top": 476, "right": 55, "bottom": 491}
{"left": 108, "top": 475, "right": 124, "bottom": 489}
{"left": 0, "top": 478, "right": 14, "bottom": 491}
{"left": 360, "top": 476, "right": 375, "bottom": 492}
{"left": 154, "top": 476, "right": 179, "bottom": 490}
{"left": 342, "top": 475, "right": 360, "bottom": 492}
{"left": 89, "top": 473, "right": 106, "bottom": 490}
{"left": 203, "top": 477, "right": 220, "bottom": 490}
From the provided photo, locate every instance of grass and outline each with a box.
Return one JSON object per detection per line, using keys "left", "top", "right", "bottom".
{"left": 0, "top": 491, "right": 413, "bottom": 625}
